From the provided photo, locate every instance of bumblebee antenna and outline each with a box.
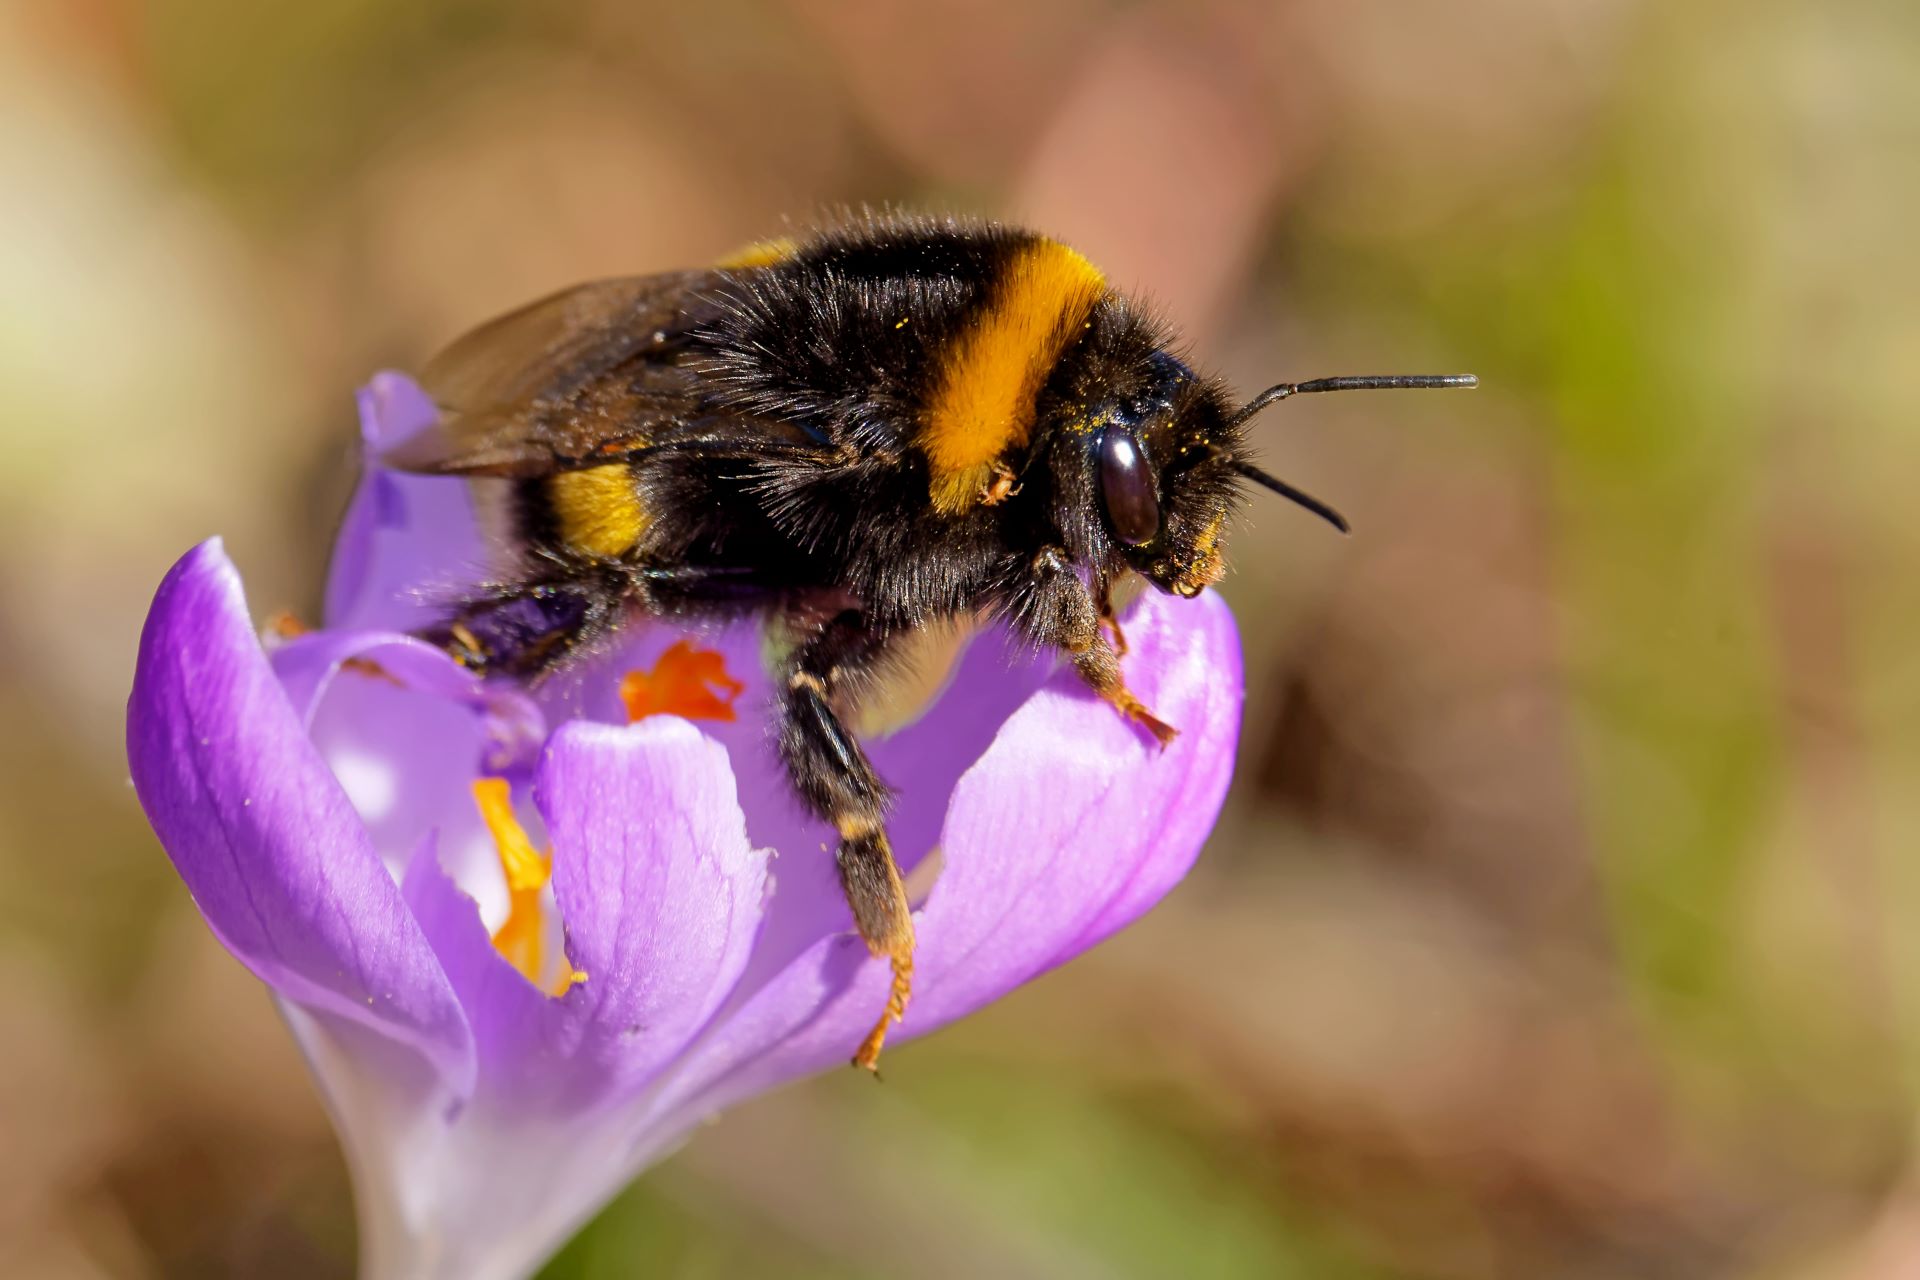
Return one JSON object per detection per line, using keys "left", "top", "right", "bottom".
{"left": 1226, "top": 373, "right": 1478, "bottom": 429}
{"left": 1230, "top": 462, "right": 1351, "bottom": 534}
{"left": 1222, "top": 373, "right": 1476, "bottom": 533}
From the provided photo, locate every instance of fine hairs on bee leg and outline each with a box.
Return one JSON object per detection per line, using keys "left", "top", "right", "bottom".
{"left": 1094, "top": 583, "right": 1128, "bottom": 657}
{"left": 1074, "top": 640, "right": 1177, "bottom": 746}
{"left": 836, "top": 813, "right": 915, "bottom": 1075}
{"left": 1023, "top": 547, "right": 1176, "bottom": 746}
{"left": 775, "top": 610, "right": 916, "bottom": 1073}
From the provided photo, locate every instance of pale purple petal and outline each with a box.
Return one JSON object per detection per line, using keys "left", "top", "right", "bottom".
{"left": 399, "top": 836, "right": 558, "bottom": 1093}
{"left": 127, "top": 540, "right": 475, "bottom": 1094}
{"left": 286, "top": 642, "right": 496, "bottom": 890}
{"left": 274, "top": 626, "right": 546, "bottom": 785}
{"left": 326, "top": 372, "right": 488, "bottom": 634}
{"left": 658, "top": 588, "right": 1241, "bottom": 1113}
{"left": 271, "top": 630, "right": 482, "bottom": 731}
{"left": 541, "top": 719, "right": 768, "bottom": 1095}
{"left": 402, "top": 718, "right": 767, "bottom": 1112}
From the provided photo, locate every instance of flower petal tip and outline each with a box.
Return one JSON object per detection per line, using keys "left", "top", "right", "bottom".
{"left": 130, "top": 538, "right": 476, "bottom": 1095}
{"left": 357, "top": 371, "right": 439, "bottom": 451}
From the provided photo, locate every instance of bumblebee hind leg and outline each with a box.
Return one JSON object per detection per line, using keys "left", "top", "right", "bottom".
{"left": 776, "top": 609, "right": 915, "bottom": 1073}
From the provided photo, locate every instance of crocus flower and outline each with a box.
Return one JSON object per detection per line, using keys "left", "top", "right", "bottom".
{"left": 127, "top": 373, "right": 1243, "bottom": 1279}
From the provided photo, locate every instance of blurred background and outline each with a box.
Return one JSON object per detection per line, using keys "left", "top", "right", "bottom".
{"left": 4, "top": 0, "right": 1917, "bottom": 1275}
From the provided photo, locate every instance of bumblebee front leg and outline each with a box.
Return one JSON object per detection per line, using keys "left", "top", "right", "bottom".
{"left": 776, "top": 610, "right": 915, "bottom": 1073}
{"left": 1095, "top": 580, "right": 1128, "bottom": 656}
{"left": 1023, "top": 548, "right": 1176, "bottom": 746}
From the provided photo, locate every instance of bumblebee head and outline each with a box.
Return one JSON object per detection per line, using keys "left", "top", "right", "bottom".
{"left": 1077, "top": 352, "right": 1477, "bottom": 597}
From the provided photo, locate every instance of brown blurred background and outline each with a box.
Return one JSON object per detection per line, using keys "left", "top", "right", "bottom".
{"left": 3, "top": 0, "right": 1917, "bottom": 1276}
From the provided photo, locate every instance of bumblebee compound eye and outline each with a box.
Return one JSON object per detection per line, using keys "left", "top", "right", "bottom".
{"left": 1099, "top": 429, "right": 1161, "bottom": 547}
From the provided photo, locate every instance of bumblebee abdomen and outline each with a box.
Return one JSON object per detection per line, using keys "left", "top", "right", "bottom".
{"left": 519, "top": 462, "right": 649, "bottom": 560}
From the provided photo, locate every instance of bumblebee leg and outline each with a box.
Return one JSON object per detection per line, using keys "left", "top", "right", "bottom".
{"left": 1095, "top": 583, "right": 1128, "bottom": 656}
{"left": 776, "top": 611, "right": 915, "bottom": 1073}
{"left": 419, "top": 561, "right": 636, "bottom": 680}
{"left": 1022, "top": 549, "right": 1176, "bottom": 746}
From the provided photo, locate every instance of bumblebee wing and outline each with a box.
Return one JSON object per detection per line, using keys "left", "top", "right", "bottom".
{"left": 382, "top": 271, "right": 722, "bottom": 477}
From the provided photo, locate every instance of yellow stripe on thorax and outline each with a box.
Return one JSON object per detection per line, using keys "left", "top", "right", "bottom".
{"left": 549, "top": 463, "right": 647, "bottom": 557}
{"left": 922, "top": 240, "right": 1106, "bottom": 514}
{"left": 714, "top": 236, "right": 798, "bottom": 270}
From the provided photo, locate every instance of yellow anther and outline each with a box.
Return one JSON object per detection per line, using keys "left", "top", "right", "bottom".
{"left": 471, "top": 778, "right": 585, "bottom": 997}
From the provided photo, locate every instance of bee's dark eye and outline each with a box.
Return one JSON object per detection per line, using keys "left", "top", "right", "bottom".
{"left": 1099, "top": 429, "right": 1160, "bottom": 546}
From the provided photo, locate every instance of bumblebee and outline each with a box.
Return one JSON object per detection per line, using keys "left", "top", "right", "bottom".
{"left": 384, "top": 213, "right": 1474, "bottom": 1071}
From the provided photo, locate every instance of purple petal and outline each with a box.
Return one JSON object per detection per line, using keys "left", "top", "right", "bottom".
{"left": 272, "top": 633, "right": 500, "bottom": 894}
{"left": 556, "top": 619, "right": 1056, "bottom": 997}
{"left": 399, "top": 837, "right": 559, "bottom": 1096}
{"left": 273, "top": 627, "right": 545, "bottom": 777}
{"left": 543, "top": 719, "right": 770, "bottom": 1090}
{"left": 403, "top": 718, "right": 767, "bottom": 1111}
{"left": 271, "top": 629, "right": 479, "bottom": 728}
{"left": 128, "top": 540, "right": 475, "bottom": 1095}
{"left": 661, "top": 588, "right": 1241, "bottom": 1112}
{"left": 326, "top": 372, "right": 488, "bottom": 634}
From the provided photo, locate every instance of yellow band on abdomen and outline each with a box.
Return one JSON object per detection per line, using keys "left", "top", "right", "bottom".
{"left": 548, "top": 463, "right": 648, "bottom": 557}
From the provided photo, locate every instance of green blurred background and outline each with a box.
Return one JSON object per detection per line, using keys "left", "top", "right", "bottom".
{"left": 4, "top": 0, "right": 1917, "bottom": 1276}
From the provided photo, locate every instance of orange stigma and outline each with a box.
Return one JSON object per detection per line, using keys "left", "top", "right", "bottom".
{"left": 620, "top": 640, "right": 744, "bottom": 723}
